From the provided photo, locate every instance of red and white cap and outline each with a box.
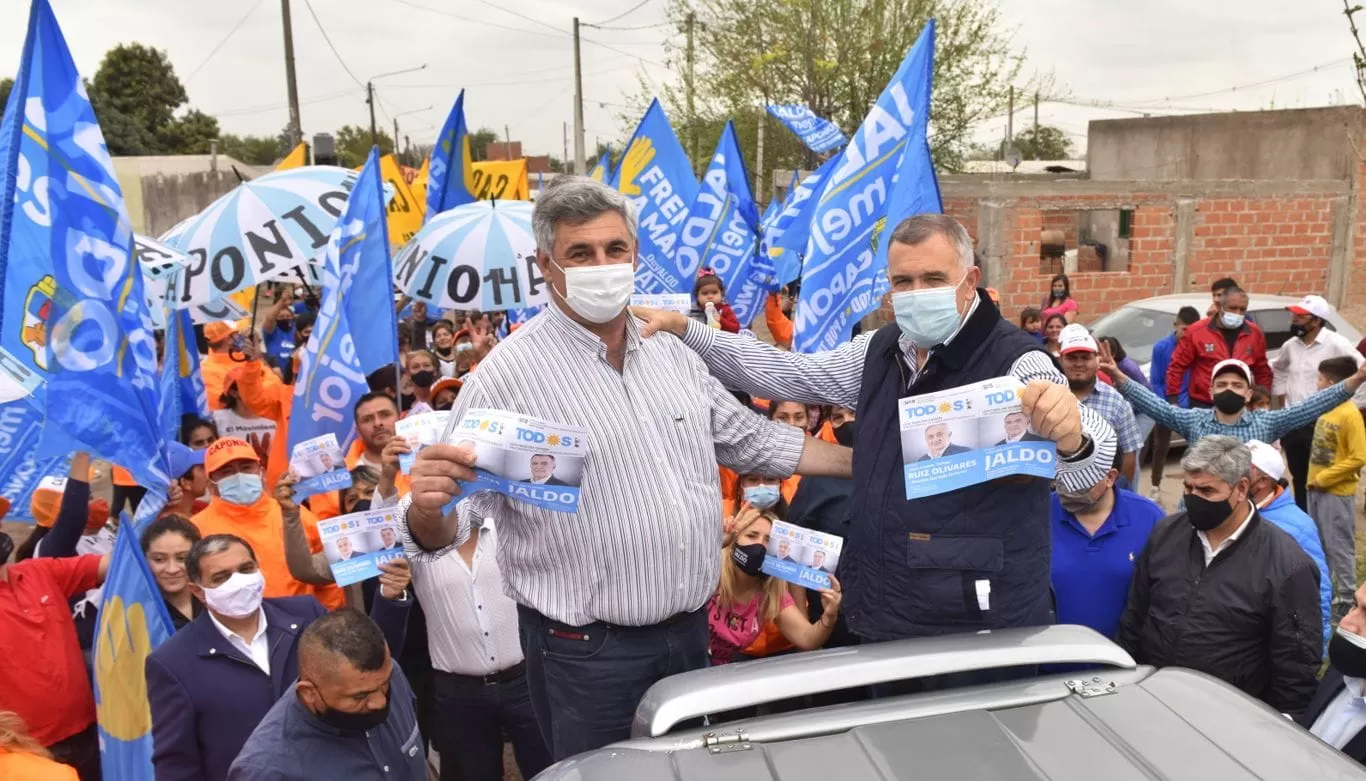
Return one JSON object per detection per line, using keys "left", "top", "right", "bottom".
{"left": 1211, "top": 358, "right": 1253, "bottom": 385}
{"left": 1287, "top": 294, "right": 1332, "bottom": 320}
{"left": 1058, "top": 324, "right": 1098, "bottom": 355}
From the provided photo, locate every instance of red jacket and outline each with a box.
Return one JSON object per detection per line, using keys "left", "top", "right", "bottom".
{"left": 1166, "top": 317, "right": 1272, "bottom": 404}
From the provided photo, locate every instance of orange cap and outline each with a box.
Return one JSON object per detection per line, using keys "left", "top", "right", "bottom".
{"left": 0, "top": 497, "right": 10, "bottom": 521}
{"left": 430, "top": 377, "right": 463, "bottom": 397}
{"left": 204, "top": 437, "right": 260, "bottom": 473}
{"left": 204, "top": 322, "right": 237, "bottom": 345}
{"left": 30, "top": 487, "right": 62, "bottom": 528}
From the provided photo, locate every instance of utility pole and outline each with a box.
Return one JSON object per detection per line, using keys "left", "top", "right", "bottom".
{"left": 572, "top": 17, "right": 586, "bottom": 174}
{"left": 367, "top": 82, "right": 378, "bottom": 147}
{"left": 281, "top": 0, "right": 302, "bottom": 148}
{"left": 562, "top": 121, "right": 569, "bottom": 170}
{"left": 504, "top": 125, "right": 511, "bottom": 149}
{"left": 1033, "top": 89, "right": 1040, "bottom": 143}
{"left": 755, "top": 107, "right": 765, "bottom": 203}
{"left": 1005, "top": 86, "right": 1015, "bottom": 157}
{"left": 685, "top": 10, "right": 697, "bottom": 169}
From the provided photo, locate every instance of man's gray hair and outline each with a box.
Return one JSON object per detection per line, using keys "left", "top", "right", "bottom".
{"left": 532, "top": 175, "right": 638, "bottom": 254}
{"left": 888, "top": 214, "right": 975, "bottom": 268}
{"left": 186, "top": 533, "right": 257, "bottom": 583}
{"left": 1180, "top": 435, "right": 1252, "bottom": 486}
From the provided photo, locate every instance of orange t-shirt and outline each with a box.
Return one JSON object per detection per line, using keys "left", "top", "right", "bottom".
{"left": 235, "top": 359, "right": 294, "bottom": 490}
{"left": 0, "top": 750, "right": 79, "bottom": 781}
{"left": 191, "top": 494, "right": 344, "bottom": 610}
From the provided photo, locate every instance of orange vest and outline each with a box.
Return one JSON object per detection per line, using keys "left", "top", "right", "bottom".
{"left": 0, "top": 750, "right": 79, "bottom": 781}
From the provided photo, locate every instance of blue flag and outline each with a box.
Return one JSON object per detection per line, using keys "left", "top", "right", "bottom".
{"left": 764, "top": 157, "right": 841, "bottom": 286}
{"left": 290, "top": 149, "right": 395, "bottom": 484}
{"left": 94, "top": 522, "right": 176, "bottom": 778}
{"left": 0, "top": 399, "right": 69, "bottom": 521}
{"left": 611, "top": 99, "right": 698, "bottom": 294}
{"left": 588, "top": 149, "right": 612, "bottom": 183}
{"left": 0, "top": 0, "right": 170, "bottom": 491}
{"left": 760, "top": 198, "right": 778, "bottom": 229}
{"left": 792, "top": 21, "right": 939, "bottom": 353}
{"left": 173, "top": 307, "right": 208, "bottom": 421}
{"left": 676, "top": 121, "right": 771, "bottom": 327}
{"left": 767, "top": 104, "right": 848, "bottom": 155}
{"left": 426, "top": 90, "right": 476, "bottom": 220}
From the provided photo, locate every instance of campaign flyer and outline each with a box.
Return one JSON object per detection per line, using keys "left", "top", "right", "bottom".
{"left": 631, "top": 293, "right": 692, "bottom": 314}
{"left": 898, "top": 377, "right": 1057, "bottom": 500}
{"left": 290, "top": 433, "right": 351, "bottom": 500}
{"left": 442, "top": 408, "right": 587, "bottom": 513}
{"left": 759, "top": 520, "right": 842, "bottom": 590}
{"left": 317, "top": 507, "right": 405, "bottom": 587}
{"left": 396, "top": 411, "right": 450, "bottom": 474}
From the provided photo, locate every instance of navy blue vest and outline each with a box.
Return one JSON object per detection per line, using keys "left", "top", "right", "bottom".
{"left": 843, "top": 293, "right": 1055, "bottom": 641}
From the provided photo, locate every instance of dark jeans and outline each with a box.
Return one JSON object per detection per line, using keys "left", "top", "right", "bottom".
{"left": 432, "top": 667, "right": 551, "bottom": 781}
{"left": 517, "top": 604, "right": 709, "bottom": 761}
{"left": 1282, "top": 423, "right": 1316, "bottom": 511}
{"left": 49, "top": 723, "right": 100, "bottom": 781}
{"left": 1149, "top": 424, "right": 1174, "bottom": 488}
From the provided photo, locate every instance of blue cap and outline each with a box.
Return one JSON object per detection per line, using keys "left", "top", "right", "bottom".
{"left": 168, "top": 442, "right": 205, "bottom": 480}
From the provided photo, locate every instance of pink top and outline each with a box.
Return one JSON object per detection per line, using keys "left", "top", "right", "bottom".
{"left": 708, "top": 590, "right": 795, "bottom": 664}
{"left": 1042, "top": 297, "right": 1078, "bottom": 321}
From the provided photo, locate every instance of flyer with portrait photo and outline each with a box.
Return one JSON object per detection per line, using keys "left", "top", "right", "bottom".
{"left": 396, "top": 411, "right": 451, "bottom": 474}
{"left": 760, "top": 520, "right": 841, "bottom": 590}
{"left": 442, "top": 408, "right": 588, "bottom": 513}
{"left": 898, "top": 377, "right": 1057, "bottom": 500}
{"left": 290, "top": 433, "right": 351, "bottom": 499}
{"left": 317, "top": 507, "right": 405, "bottom": 587}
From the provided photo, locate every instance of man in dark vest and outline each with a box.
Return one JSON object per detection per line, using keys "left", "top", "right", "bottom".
{"left": 635, "top": 214, "right": 1117, "bottom": 671}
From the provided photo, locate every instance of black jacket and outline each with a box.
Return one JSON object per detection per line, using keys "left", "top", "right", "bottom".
{"left": 1117, "top": 509, "right": 1323, "bottom": 716}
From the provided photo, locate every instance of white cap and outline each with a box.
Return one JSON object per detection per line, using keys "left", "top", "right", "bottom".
{"left": 1058, "top": 324, "right": 1098, "bottom": 355}
{"left": 1287, "top": 294, "right": 1332, "bottom": 321}
{"left": 1246, "top": 439, "right": 1285, "bottom": 482}
{"left": 1211, "top": 358, "right": 1253, "bottom": 385}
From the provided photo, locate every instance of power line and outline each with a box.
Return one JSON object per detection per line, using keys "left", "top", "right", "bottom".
{"left": 581, "top": 36, "right": 669, "bottom": 68}
{"left": 185, "top": 0, "right": 265, "bottom": 82}
{"left": 583, "top": 21, "right": 670, "bottom": 31}
{"left": 1071, "top": 57, "right": 1350, "bottom": 107}
{"left": 389, "top": 0, "right": 567, "bottom": 40}
{"left": 302, "top": 0, "right": 365, "bottom": 88}
{"left": 212, "top": 88, "right": 363, "bottom": 118}
{"left": 468, "top": 0, "right": 565, "bottom": 35}
{"left": 384, "top": 62, "right": 630, "bottom": 92}
{"left": 590, "top": 0, "right": 652, "bottom": 27}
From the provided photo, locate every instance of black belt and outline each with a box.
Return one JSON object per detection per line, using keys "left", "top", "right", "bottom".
{"left": 438, "top": 661, "right": 525, "bottom": 686}
{"left": 517, "top": 603, "right": 702, "bottom": 634}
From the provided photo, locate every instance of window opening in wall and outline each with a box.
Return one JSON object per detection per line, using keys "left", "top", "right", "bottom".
{"left": 1039, "top": 208, "right": 1131, "bottom": 273}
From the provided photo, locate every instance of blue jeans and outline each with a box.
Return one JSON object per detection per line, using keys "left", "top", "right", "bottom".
{"left": 517, "top": 605, "right": 709, "bottom": 761}
{"left": 432, "top": 667, "right": 551, "bottom": 781}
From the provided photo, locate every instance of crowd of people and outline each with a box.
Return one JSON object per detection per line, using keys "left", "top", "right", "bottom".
{"left": 2, "top": 175, "right": 1366, "bottom": 778}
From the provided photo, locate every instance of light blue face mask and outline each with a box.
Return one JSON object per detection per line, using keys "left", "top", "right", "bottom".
{"left": 892, "top": 273, "right": 968, "bottom": 348}
{"left": 1221, "top": 311, "right": 1245, "bottom": 329}
{"left": 743, "top": 484, "right": 781, "bottom": 510}
{"left": 216, "top": 473, "right": 264, "bottom": 506}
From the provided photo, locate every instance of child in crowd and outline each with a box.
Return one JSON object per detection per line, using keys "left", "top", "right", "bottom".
{"left": 1018, "top": 307, "right": 1043, "bottom": 340}
{"left": 690, "top": 269, "right": 741, "bottom": 333}
{"left": 1306, "top": 356, "right": 1366, "bottom": 619}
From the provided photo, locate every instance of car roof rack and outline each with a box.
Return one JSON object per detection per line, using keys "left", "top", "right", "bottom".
{"left": 631, "top": 624, "right": 1136, "bottom": 738}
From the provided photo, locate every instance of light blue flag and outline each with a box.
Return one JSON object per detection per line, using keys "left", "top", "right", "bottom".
{"left": 94, "top": 521, "right": 176, "bottom": 778}
{"left": 289, "top": 149, "right": 394, "bottom": 496}
{"left": 764, "top": 156, "right": 841, "bottom": 285}
{"left": 426, "top": 90, "right": 476, "bottom": 221}
{"left": 676, "top": 121, "right": 771, "bottom": 327}
{"left": 767, "top": 104, "right": 848, "bottom": 155}
{"left": 760, "top": 198, "right": 778, "bottom": 229}
{"left": 792, "top": 20, "right": 939, "bottom": 354}
{"left": 588, "top": 149, "right": 612, "bottom": 183}
{"left": 173, "top": 307, "right": 208, "bottom": 421}
{"left": 0, "top": 0, "right": 171, "bottom": 492}
{"left": 0, "top": 399, "right": 69, "bottom": 522}
{"left": 610, "top": 99, "right": 698, "bottom": 294}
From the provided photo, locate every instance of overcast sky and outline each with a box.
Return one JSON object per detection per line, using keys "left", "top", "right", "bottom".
{"left": 0, "top": 0, "right": 1360, "bottom": 164}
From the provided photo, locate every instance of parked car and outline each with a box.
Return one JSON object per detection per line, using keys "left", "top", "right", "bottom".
{"left": 534, "top": 625, "right": 1364, "bottom": 780}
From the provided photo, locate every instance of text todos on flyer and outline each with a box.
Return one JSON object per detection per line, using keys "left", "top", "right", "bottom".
{"left": 897, "top": 377, "right": 1057, "bottom": 500}
{"left": 443, "top": 408, "right": 589, "bottom": 514}
{"left": 317, "top": 507, "right": 405, "bottom": 587}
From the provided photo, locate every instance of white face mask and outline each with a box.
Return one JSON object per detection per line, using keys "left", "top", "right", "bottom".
{"left": 548, "top": 258, "right": 635, "bottom": 324}
{"left": 201, "top": 570, "right": 266, "bottom": 618}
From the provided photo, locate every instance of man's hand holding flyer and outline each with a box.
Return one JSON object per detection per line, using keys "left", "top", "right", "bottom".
{"left": 290, "top": 433, "right": 350, "bottom": 499}
{"left": 396, "top": 411, "right": 450, "bottom": 474}
{"left": 442, "top": 408, "right": 588, "bottom": 513}
{"left": 318, "top": 507, "right": 405, "bottom": 587}
{"left": 899, "top": 377, "right": 1057, "bottom": 499}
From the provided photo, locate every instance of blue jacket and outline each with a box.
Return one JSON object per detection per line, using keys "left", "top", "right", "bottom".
{"left": 146, "top": 595, "right": 411, "bottom": 781}
{"left": 1259, "top": 487, "right": 1333, "bottom": 651}
{"left": 1149, "top": 333, "right": 1189, "bottom": 407}
{"left": 843, "top": 297, "right": 1056, "bottom": 640}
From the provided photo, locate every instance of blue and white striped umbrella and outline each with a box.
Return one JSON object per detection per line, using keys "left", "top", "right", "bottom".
{"left": 392, "top": 200, "right": 546, "bottom": 312}
{"left": 160, "top": 166, "right": 364, "bottom": 307}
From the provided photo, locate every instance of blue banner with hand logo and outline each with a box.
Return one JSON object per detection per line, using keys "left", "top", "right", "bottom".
{"left": 611, "top": 99, "right": 698, "bottom": 294}
{"left": 766, "top": 103, "right": 848, "bottom": 155}
{"left": 426, "top": 90, "right": 477, "bottom": 220}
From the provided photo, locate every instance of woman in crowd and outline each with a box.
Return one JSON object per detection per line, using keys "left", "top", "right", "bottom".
{"left": 766, "top": 402, "right": 811, "bottom": 502}
{"left": 1042, "top": 273, "right": 1079, "bottom": 322}
{"left": 139, "top": 515, "right": 203, "bottom": 630}
{"left": 429, "top": 321, "right": 461, "bottom": 378}
{"left": 430, "top": 377, "right": 462, "bottom": 412}
{"left": 0, "top": 711, "right": 77, "bottom": 781}
{"left": 1043, "top": 313, "right": 1068, "bottom": 357}
{"left": 404, "top": 350, "right": 442, "bottom": 414}
{"left": 180, "top": 416, "right": 219, "bottom": 450}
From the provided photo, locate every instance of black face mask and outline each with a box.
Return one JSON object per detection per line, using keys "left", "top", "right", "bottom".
{"left": 1185, "top": 492, "right": 1234, "bottom": 531}
{"left": 410, "top": 370, "right": 437, "bottom": 388}
{"left": 349, "top": 499, "right": 372, "bottom": 514}
{"left": 312, "top": 690, "right": 391, "bottom": 732}
{"left": 833, "top": 421, "right": 855, "bottom": 448}
{"left": 1212, "top": 390, "right": 1246, "bottom": 415}
{"left": 1330, "top": 629, "right": 1366, "bottom": 679}
{"left": 731, "top": 543, "right": 767, "bottom": 577}
{"left": 400, "top": 393, "right": 417, "bottom": 410}
{"left": 1289, "top": 323, "right": 1308, "bottom": 338}
{"left": 0, "top": 531, "right": 12, "bottom": 563}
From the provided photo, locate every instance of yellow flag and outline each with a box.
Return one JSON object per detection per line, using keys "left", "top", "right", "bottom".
{"left": 469, "top": 159, "right": 529, "bottom": 200}
{"left": 378, "top": 154, "right": 425, "bottom": 249}
{"left": 411, "top": 156, "right": 430, "bottom": 213}
{"left": 275, "top": 143, "right": 308, "bottom": 171}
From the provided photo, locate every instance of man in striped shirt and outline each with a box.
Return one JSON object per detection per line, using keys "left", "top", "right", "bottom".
{"left": 400, "top": 176, "right": 853, "bottom": 761}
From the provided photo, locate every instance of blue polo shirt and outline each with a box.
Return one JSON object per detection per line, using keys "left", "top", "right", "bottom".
{"left": 1051, "top": 488, "right": 1165, "bottom": 640}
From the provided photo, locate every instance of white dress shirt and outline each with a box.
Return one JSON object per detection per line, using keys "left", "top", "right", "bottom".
{"left": 1197, "top": 505, "right": 1256, "bottom": 566}
{"left": 208, "top": 609, "right": 270, "bottom": 674}
{"left": 1271, "top": 329, "right": 1366, "bottom": 407}
{"left": 1312, "top": 676, "right": 1366, "bottom": 749}
{"left": 401, "top": 516, "right": 523, "bottom": 676}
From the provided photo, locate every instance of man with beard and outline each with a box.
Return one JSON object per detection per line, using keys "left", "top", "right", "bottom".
{"left": 1059, "top": 324, "right": 1141, "bottom": 487}
{"left": 1300, "top": 581, "right": 1366, "bottom": 763}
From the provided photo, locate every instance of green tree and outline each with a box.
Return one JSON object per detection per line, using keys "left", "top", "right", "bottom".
{"left": 641, "top": 0, "right": 1035, "bottom": 176}
{"left": 468, "top": 127, "right": 500, "bottom": 161}
{"left": 219, "top": 133, "right": 290, "bottom": 166}
{"left": 89, "top": 43, "right": 187, "bottom": 145}
{"left": 0, "top": 77, "right": 11, "bottom": 123}
{"left": 1011, "top": 125, "right": 1073, "bottom": 160}
{"left": 334, "top": 125, "right": 394, "bottom": 168}
{"left": 159, "top": 109, "right": 221, "bottom": 155}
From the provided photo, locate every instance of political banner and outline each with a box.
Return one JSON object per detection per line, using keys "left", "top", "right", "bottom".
{"left": 170, "top": 307, "right": 208, "bottom": 421}
{"left": 317, "top": 506, "right": 405, "bottom": 587}
{"left": 764, "top": 157, "right": 840, "bottom": 285}
{"left": 899, "top": 376, "right": 1056, "bottom": 500}
{"left": 792, "top": 21, "right": 938, "bottom": 353}
{"left": 630, "top": 293, "right": 691, "bottom": 314}
{"left": 442, "top": 408, "right": 587, "bottom": 514}
{"left": 378, "top": 153, "right": 424, "bottom": 250}
{"left": 767, "top": 104, "right": 848, "bottom": 155}
{"left": 276, "top": 143, "right": 309, "bottom": 170}
{"left": 588, "top": 149, "right": 612, "bottom": 183}
{"left": 611, "top": 98, "right": 698, "bottom": 295}
{"left": 760, "top": 519, "right": 842, "bottom": 590}
{"left": 213, "top": 408, "right": 275, "bottom": 457}
{"left": 426, "top": 90, "right": 477, "bottom": 220}
{"left": 395, "top": 410, "right": 450, "bottom": 473}
{"left": 0, "top": 399, "right": 70, "bottom": 522}
{"left": 290, "top": 432, "right": 351, "bottom": 499}
{"left": 470, "top": 159, "right": 530, "bottom": 201}
{"left": 0, "top": 0, "right": 171, "bottom": 492}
